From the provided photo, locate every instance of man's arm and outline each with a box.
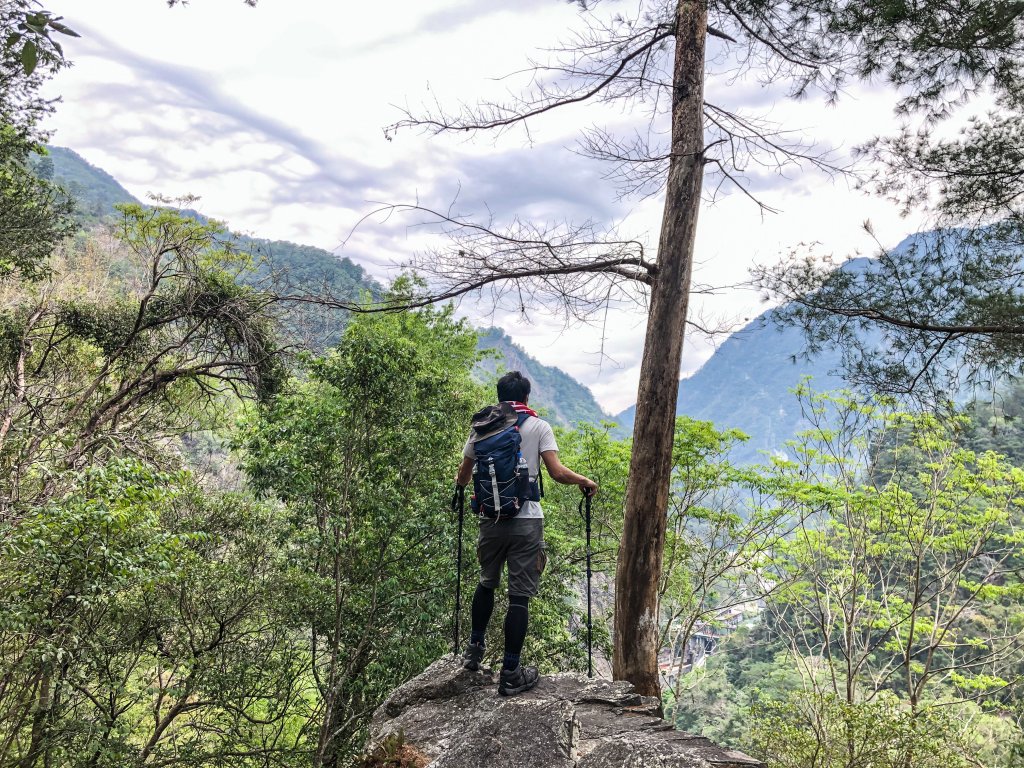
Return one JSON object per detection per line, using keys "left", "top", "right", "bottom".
{"left": 456, "top": 456, "right": 474, "bottom": 487}
{"left": 541, "top": 450, "right": 598, "bottom": 495}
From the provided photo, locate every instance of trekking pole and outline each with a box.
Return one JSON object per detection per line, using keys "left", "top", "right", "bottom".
{"left": 452, "top": 484, "right": 465, "bottom": 657}
{"left": 580, "top": 487, "right": 594, "bottom": 678}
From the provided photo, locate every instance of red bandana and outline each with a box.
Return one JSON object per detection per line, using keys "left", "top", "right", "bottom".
{"left": 506, "top": 400, "right": 538, "bottom": 418}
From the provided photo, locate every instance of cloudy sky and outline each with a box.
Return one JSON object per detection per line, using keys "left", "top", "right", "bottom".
{"left": 44, "top": 0, "right": 934, "bottom": 413}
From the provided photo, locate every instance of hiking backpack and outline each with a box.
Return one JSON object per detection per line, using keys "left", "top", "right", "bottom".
{"left": 468, "top": 402, "right": 540, "bottom": 519}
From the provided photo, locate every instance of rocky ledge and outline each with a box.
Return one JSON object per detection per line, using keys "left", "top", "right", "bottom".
{"left": 368, "top": 657, "right": 763, "bottom": 768}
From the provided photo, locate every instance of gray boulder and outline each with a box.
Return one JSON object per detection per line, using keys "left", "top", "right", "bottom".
{"left": 369, "top": 658, "right": 762, "bottom": 768}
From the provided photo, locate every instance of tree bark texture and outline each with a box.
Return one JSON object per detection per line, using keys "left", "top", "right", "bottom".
{"left": 613, "top": 0, "right": 707, "bottom": 698}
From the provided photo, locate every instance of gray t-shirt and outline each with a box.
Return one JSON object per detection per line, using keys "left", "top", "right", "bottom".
{"left": 463, "top": 415, "right": 558, "bottom": 518}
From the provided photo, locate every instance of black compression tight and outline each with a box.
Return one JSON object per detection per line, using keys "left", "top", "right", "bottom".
{"left": 470, "top": 585, "right": 530, "bottom": 664}
{"left": 503, "top": 594, "right": 530, "bottom": 658}
{"left": 470, "top": 584, "right": 495, "bottom": 643}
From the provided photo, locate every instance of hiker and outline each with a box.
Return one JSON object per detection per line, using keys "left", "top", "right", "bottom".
{"left": 455, "top": 370, "right": 598, "bottom": 696}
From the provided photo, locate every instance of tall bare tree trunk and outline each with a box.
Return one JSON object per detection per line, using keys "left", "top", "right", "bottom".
{"left": 613, "top": 0, "right": 706, "bottom": 698}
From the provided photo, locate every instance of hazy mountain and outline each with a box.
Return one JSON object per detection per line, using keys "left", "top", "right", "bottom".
{"left": 44, "top": 146, "right": 139, "bottom": 221}
{"left": 613, "top": 310, "right": 848, "bottom": 464}
{"left": 609, "top": 248, "right": 923, "bottom": 465}
{"left": 41, "top": 147, "right": 608, "bottom": 425}
{"left": 476, "top": 328, "right": 608, "bottom": 427}
{"left": 44, "top": 146, "right": 377, "bottom": 348}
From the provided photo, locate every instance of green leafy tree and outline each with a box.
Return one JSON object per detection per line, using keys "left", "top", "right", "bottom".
{"left": 658, "top": 418, "right": 797, "bottom": 718}
{"left": 0, "top": 461, "right": 181, "bottom": 767}
{"left": 0, "top": 461, "right": 312, "bottom": 768}
{"left": 751, "top": 388, "right": 1024, "bottom": 767}
{"left": 97, "top": 487, "right": 308, "bottom": 768}
{"left": 750, "top": 692, "right": 979, "bottom": 768}
{"left": 0, "top": 1, "right": 78, "bottom": 280}
{"left": 237, "top": 299, "right": 483, "bottom": 768}
{"left": 0, "top": 203, "right": 283, "bottom": 512}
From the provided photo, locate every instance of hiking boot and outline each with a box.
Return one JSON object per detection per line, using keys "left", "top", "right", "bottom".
{"left": 462, "top": 642, "right": 485, "bottom": 671}
{"left": 498, "top": 664, "right": 539, "bottom": 697}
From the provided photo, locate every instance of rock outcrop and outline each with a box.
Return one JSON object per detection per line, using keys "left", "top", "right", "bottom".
{"left": 369, "top": 658, "right": 763, "bottom": 768}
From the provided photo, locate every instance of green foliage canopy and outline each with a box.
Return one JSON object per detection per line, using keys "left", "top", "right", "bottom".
{"left": 0, "top": 1, "right": 77, "bottom": 280}
{"left": 237, "top": 298, "right": 483, "bottom": 766}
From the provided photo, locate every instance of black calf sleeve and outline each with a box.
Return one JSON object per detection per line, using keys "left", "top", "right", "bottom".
{"left": 503, "top": 594, "right": 530, "bottom": 658}
{"left": 471, "top": 584, "right": 495, "bottom": 641}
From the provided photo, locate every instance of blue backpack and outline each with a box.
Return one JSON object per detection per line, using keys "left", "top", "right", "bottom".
{"left": 469, "top": 402, "right": 540, "bottom": 519}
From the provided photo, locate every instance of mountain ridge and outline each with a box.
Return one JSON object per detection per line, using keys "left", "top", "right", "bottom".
{"left": 475, "top": 327, "right": 609, "bottom": 426}
{"left": 613, "top": 309, "right": 847, "bottom": 464}
{"left": 43, "top": 146, "right": 609, "bottom": 429}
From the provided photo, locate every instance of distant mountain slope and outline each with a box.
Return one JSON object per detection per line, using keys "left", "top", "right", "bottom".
{"left": 46, "top": 146, "right": 379, "bottom": 349}
{"left": 45, "top": 146, "right": 139, "bottom": 221}
{"left": 42, "top": 147, "right": 608, "bottom": 428}
{"left": 614, "top": 310, "right": 847, "bottom": 464}
{"left": 476, "top": 328, "right": 608, "bottom": 428}
{"left": 610, "top": 251, "right": 910, "bottom": 465}
{"left": 240, "top": 236, "right": 380, "bottom": 350}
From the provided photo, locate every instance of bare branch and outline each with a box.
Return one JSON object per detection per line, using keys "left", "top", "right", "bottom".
{"left": 386, "top": 22, "right": 676, "bottom": 138}
{"left": 307, "top": 204, "right": 656, "bottom": 320}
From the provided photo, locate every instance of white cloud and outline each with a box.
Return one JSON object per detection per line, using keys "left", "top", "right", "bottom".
{"left": 44, "top": 0, "right": 931, "bottom": 414}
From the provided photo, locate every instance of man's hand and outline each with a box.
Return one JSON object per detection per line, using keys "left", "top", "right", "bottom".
{"left": 542, "top": 450, "right": 598, "bottom": 495}
{"left": 451, "top": 484, "right": 464, "bottom": 513}
{"left": 455, "top": 456, "right": 474, "bottom": 487}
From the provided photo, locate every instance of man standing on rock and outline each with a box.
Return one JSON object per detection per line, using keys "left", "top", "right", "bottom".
{"left": 456, "top": 371, "right": 598, "bottom": 696}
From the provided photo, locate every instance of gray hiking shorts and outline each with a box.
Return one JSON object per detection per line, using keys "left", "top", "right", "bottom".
{"left": 477, "top": 517, "right": 547, "bottom": 597}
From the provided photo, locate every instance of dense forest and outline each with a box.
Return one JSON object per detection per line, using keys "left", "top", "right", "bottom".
{"left": 6, "top": 1, "right": 1024, "bottom": 767}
